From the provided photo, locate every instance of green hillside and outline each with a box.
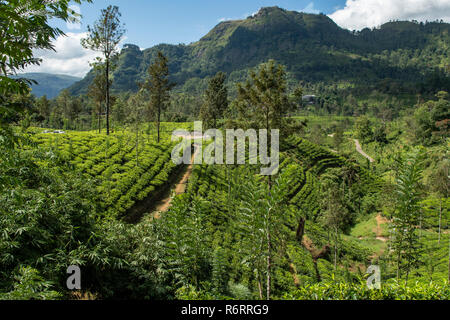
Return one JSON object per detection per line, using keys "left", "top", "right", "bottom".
{"left": 14, "top": 73, "right": 81, "bottom": 98}
{"left": 69, "top": 7, "right": 450, "bottom": 97}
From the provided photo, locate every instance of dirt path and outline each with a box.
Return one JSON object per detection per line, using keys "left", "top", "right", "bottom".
{"left": 374, "top": 213, "right": 389, "bottom": 242}
{"left": 353, "top": 139, "right": 374, "bottom": 163}
{"left": 152, "top": 143, "right": 200, "bottom": 219}
{"left": 328, "top": 134, "right": 374, "bottom": 162}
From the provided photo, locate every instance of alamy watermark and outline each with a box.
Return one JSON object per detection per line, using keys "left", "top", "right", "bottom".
{"left": 366, "top": 265, "right": 381, "bottom": 289}
{"left": 171, "top": 121, "right": 279, "bottom": 176}
{"left": 66, "top": 265, "right": 81, "bottom": 290}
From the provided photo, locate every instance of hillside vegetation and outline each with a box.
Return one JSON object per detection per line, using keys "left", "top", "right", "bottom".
{"left": 69, "top": 7, "right": 450, "bottom": 99}
{"left": 1, "top": 2, "right": 449, "bottom": 301}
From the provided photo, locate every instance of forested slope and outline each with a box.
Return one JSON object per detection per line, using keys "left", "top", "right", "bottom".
{"left": 69, "top": 7, "right": 450, "bottom": 97}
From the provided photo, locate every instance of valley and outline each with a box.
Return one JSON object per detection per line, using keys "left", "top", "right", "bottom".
{"left": 1, "top": 1, "right": 449, "bottom": 301}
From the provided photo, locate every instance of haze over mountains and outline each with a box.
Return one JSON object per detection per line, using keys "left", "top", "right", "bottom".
{"left": 14, "top": 73, "right": 81, "bottom": 99}
{"left": 34, "top": 7, "right": 450, "bottom": 97}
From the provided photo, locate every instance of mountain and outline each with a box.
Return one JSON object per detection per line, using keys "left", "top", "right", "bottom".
{"left": 16, "top": 73, "right": 81, "bottom": 99}
{"left": 69, "top": 6, "right": 450, "bottom": 96}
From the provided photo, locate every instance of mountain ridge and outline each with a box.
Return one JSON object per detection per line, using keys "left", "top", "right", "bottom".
{"left": 13, "top": 72, "right": 81, "bottom": 99}
{"left": 68, "top": 6, "right": 450, "bottom": 96}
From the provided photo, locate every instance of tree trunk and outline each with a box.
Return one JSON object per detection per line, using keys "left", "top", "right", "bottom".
{"left": 136, "top": 124, "right": 139, "bottom": 168}
{"left": 98, "top": 109, "right": 101, "bottom": 134}
{"left": 266, "top": 231, "right": 271, "bottom": 300}
{"left": 157, "top": 104, "right": 161, "bottom": 143}
{"left": 438, "top": 199, "right": 442, "bottom": 245}
{"left": 296, "top": 217, "right": 306, "bottom": 242}
{"left": 106, "top": 58, "right": 110, "bottom": 136}
{"left": 334, "top": 227, "right": 338, "bottom": 270}
{"left": 448, "top": 237, "right": 450, "bottom": 283}
{"left": 313, "top": 261, "right": 321, "bottom": 282}
{"left": 256, "top": 271, "right": 263, "bottom": 300}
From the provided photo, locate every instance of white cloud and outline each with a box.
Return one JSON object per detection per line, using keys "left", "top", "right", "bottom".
{"left": 301, "top": 2, "right": 320, "bottom": 14}
{"left": 21, "top": 32, "right": 100, "bottom": 78}
{"left": 218, "top": 11, "right": 257, "bottom": 22}
{"left": 329, "top": 0, "right": 450, "bottom": 30}
{"left": 67, "top": 5, "right": 81, "bottom": 30}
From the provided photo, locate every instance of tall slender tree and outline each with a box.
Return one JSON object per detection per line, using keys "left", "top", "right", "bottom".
{"left": 81, "top": 5, "right": 125, "bottom": 135}
{"left": 88, "top": 67, "right": 108, "bottom": 133}
{"left": 141, "top": 51, "right": 175, "bottom": 143}
{"left": 127, "top": 90, "right": 145, "bottom": 167}
{"left": 389, "top": 149, "right": 425, "bottom": 282}
{"left": 200, "top": 72, "right": 228, "bottom": 128}
{"left": 429, "top": 160, "right": 449, "bottom": 244}
{"left": 236, "top": 168, "right": 289, "bottom": 300}
{"left": 234, "top": 60, "right": 295, "bottom": 137}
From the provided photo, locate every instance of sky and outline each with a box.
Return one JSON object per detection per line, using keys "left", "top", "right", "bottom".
{"left": 23, "top": 0, "right": 450, "bottom": 78}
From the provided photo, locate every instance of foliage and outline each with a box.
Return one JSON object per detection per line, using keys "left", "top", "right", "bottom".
{"left": 283, "top": 279, "right": 450, "bottom": 300}
{"left": 140, "top": 51, "right": 175, "bottom": 142}
{"left": 389, "top": 148, "right": 425, "bottom": 281}
{"left": 0, "top": 267, "right": 61, "bottom": 300}
{"left": 81, "top": 5, "right": 126, "bottom": 135}
{"left": 0, "top": 0, "right": 91, "bottom": 145}
{"left": 200, "top": 72, "right": 228, "bottom": 128}
{"left": 68, "top": 7, "right": 450, "bottom": 105}
{"left": 233, "top": 60, "right": 296, "bottom": 138}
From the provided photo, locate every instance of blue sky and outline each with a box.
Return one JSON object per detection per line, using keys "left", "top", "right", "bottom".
{"left": 57, "top": 0, "right": 345, "bottom": 48}
{"left": 25, "top": 0, "right": 450, "bottom": 77}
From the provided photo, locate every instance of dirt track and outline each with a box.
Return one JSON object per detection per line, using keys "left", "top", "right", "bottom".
{"left": 328, "top": 133, "right": 374, "bottom": 162}
{"left": 153, "top": 143, "right": 200, "bottom": 218}
{"left": 353, "top": 139, "right": 375, "bottom": 163}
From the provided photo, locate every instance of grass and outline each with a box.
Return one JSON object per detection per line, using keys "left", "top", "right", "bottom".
{"left": 350, "top": 214, "right": 379, "bottom": 238}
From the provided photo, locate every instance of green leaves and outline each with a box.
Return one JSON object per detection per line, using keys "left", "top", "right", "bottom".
{"left": 390, "top": 148, "right": 426, "bottom": 280}
{"left": 200, "top": 72, "right": 228, "bottom": 128}
{"left": 81, "top": 5, "right": 125, "bottom": 59}
{"left": 140, "top": 51, "right": 175, "bottom": 142}
{"left": 234, "top": 60, "right": 295, "bottom": 138}
{"left": 283, "top": 279, "right": 450, "bottom": 300}
{"left": 0, "top": 0, "right": 92, "bottom": 147}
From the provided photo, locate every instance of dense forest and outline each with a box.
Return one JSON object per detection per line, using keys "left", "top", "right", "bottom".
{"left": 0, "top": 1, "right": 449, "bottom": 301}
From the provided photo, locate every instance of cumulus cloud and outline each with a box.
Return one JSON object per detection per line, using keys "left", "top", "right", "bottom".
{"left": 329, "top": 0, "right": 450, "bottom": 30}
{"left": 22, "top": 32, "right": 100, "bottom": 78}
{"left": 301, "top": 2, "right": 320, "bottom": 14}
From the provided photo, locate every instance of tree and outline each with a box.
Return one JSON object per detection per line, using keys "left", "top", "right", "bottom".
{"left": 141, "top": 51, "right": 175, "bottom": 143}
{"left": 236, "top": 169, "right": 289, "bottom": 299}
{"left": 111, "top": 93, "right": 129, "bottom": 128}
{"left": 68, "top": 96, "right": 82, "bottom": 128}
{"left": 414, "top": 92, "right": 450, "bottom": 145}
{"left": 320, "top": 171, "right": 352, "bottom": 270}
{"left": 354, "top": 116, "right": 373, "bottom": 143}
{"left": 81, "top": 5, "right": 125, "bottom": 135}
{"left": 232, "top": 60, "right": 301, "bottom": 184}
{"left": 88, "top": 67, "right": 108, "bottom": 133}
{"left": 200, "top": 72, "right": 228, "bottom": 128}
{"left": 55, "top": 89, "right": 81, "bottom": 129}
{"left": 430, "top": 91, "right": 450, "bottom": 142}
{"left": 0, "top": 0, "right": 91, "bottom": 145}
{"left": 429, "top": 160, "right": 449, "bottom": 245}
{"left": 414, "top": 105, "right": 434, "bottom": 145}
{"left": 373, "top": 123, "right": 388, "bottom": 144}
{"left": 126, "top": 90, "right": 146, "bottom": 167}
{"left": 389, "top": 149, "right": 425, "bottom": 282}
{"left": 35, "top": 95, "right": 51, "bottom": 126}
{"left": 234, "top": 60, "right": 295, "bottom": 138}
{"left": 333, "top": 125, "right": 344, "bottom": 151}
